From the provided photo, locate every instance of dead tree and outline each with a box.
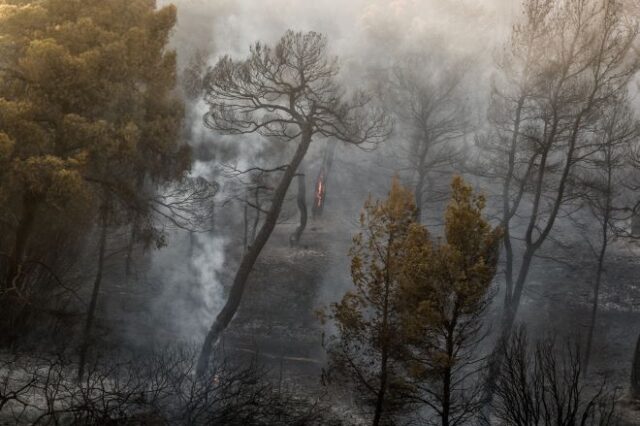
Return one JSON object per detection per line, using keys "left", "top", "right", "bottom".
{"left": 493, "top": 327, "right": 618, "bottom": 425}
{"left": 196, "top": 30, "right": 390, "bottom": 376}
{"left": 479, "top": 0, "right": 640, "bottom": 342}
{"left": 387, "top": 54, "right": 470, "bottom": 222}
{"left": 573, "top": 95, "right": 639, "bottom": 373}
{"left": 289, "top": 168, "right": 307, "bottom": 246}
{"left": 1, "top": 347, "right": 329, "bottom": 425}
{"left": 312, "top": 140, "right": 337, "bottom": 219}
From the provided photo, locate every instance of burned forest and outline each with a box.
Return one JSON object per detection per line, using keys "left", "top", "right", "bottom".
{"left": 5, "top": 0, "right": 640, "bottom": 425}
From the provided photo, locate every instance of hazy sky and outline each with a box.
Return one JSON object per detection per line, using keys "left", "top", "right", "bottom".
{"left": 162, "top": 0, "right": 518, "bottom": 68}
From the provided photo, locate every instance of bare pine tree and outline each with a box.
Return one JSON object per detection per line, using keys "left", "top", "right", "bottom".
{"left": 196, "top": 30, "right": 390, "bottom": 376}
{"left": 387, "top": 54, "right": 470, "bottom": 222}
{"left": 479, "top": 0, "right": 639, "bottom": 340}
{"left": 571, "top": 94, "right": 639, "bottom": 373}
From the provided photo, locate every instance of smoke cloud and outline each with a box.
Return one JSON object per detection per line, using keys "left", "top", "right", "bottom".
{"left": 149, "top": 0, "right": 522, "bottom": 341}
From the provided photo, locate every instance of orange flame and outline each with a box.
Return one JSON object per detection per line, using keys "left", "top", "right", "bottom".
{"left": 315, "top": 170, "right": 326, "bottom": 209}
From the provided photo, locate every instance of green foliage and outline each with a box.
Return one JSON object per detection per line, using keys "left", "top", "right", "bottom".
{"left": 324, "top": 176, "right": 500, "bottom": 425}
{"left": 401, "top": 176, "right": 500, "bottom": 348}
{"left": 0, "top": 1, "right": 188, "bottom": 348}
{"left": 323, "top": 177, "right": 416, "bottom": 423}
{"left": 0, "top": 0, "right": 187, "bottom": 260}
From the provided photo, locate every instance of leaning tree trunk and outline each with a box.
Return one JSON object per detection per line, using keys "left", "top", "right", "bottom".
{"left": 289, "top": 168, "right": 307, "bottom": 246}
{"left": 250, "top": 187, "right": 261, "bottom": 244}
{"left": 78, "top": 205, "right": 108, "bottom": 382}
{"left": 196, "top": 129, "right": 313, "bottom": 376}
{"left": 243, "top": 190, "right": 249, "bottom": 252}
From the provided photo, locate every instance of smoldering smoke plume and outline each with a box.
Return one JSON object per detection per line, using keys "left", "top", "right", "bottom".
{"left": 149, "top": 232, "right": 226, "bottom": 341}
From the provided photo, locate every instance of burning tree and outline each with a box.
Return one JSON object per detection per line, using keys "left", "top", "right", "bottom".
{"left": 196, "top": 30, "right": 390, "bottom": 375}
{"left": 312, "top": 140, "right": 337, "bottom": 219}
{"left": 313, "top": 169, "right": 326, "bottom": 216}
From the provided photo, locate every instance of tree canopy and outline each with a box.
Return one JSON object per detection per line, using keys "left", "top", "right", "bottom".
{"left": 324, "top": 176, "right": 500, "bottom": 426}
{"left": 0, "top": 0, "right": 188, "bottom": 288}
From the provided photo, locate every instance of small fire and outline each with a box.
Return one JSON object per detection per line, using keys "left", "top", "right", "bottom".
{"left": 314, "top": 169, "right": 327, "bottom": 215}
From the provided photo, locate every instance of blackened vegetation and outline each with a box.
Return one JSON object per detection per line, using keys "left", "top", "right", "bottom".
{"left": 2, "top": 0, "right": 640, "bottom": 424}
{"left": 290, "top": 168, "right": 308, "bottom": 246}
{"left": 493, "top": 328, "right": 618, "bottom": 426}
{"left": 0, "top": 255, "right": 80, "bottom": 349}
{"left": 0, "top": 348, "right": 330, "bottom": 425}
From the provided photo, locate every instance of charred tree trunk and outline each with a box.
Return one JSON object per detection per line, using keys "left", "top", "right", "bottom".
{"left": 289, "top": 170, "right": 307, "bottom": 246}
{"left": 372, "top": 359, "right": 388, "bottom": 426}
{"left": 483, "top": 249, "right": 534, "bottom": 408}
{"left": 78, "top": 205, "right": 108, "bottom": 382}
{"left": 312, "top": 169, "right": 326, "bottom": 219}
{"left": 312, "top": 141, "right": 336, "bottom": 219}
{"left": 372, "top": 233, "right": 395, "bottom": 426}
{"left": 196, "top": 130, "right": 313, "bottom": 377}
{"left": 585, "top": 203, "right": 610, "bottom": 374}
{"left": 243, "top": 191, "right": 249, "bottom": 252}
{"left": 372, "top": 305, "right": 390, "bottom": 424}
{"left": 584, "top": 242, "right": 606, "bottom": 374}
{"left": 441, "top": 325, "right": 456, "bottom": 426}
{"left": 5, "top": 194, "right": 38, "bottom": 290}
{"left": 250, "top": 187, "right": 260, "bottom": 244}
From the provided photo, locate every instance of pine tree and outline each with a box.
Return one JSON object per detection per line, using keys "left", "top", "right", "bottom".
{"left": 0, "top": 0, "right": 188, "bottom": 342}
{"left": 399, "top": 176, "right": 500, "bottom": 426}
{"left": 323, "top": 177, "right": 500, "bottom": 425}
{"left": 323, "top": 177, "right": 417, "bottom": 426}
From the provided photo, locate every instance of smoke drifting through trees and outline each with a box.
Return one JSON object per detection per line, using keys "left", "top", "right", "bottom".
{"left": 194, "top": 29, "right": 390, "bottom": 375}
{"left": 157, "top": 0, "right": 516, "bottom": 340}
{"left": 3, "top": 0, "right": 640, "bottom": 424}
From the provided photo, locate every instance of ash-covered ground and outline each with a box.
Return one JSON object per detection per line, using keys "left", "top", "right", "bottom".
{"left": 82, "top": 140, "right": 640, "bottom": 422}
